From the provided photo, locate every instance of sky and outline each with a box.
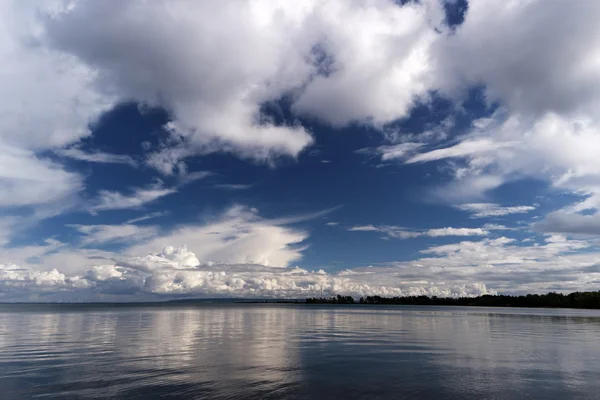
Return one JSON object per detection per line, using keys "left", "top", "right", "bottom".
{"left": 3, "top": 0, "right": 600, "bottom": 301}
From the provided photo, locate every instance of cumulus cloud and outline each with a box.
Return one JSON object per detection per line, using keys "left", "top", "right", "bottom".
{"left": 0, "top": 246, "right": 496, "bottom": 301}
{"left": 408, "top": 0, "right": 600, "bottom": 210}
{"left": 7, "top": 233, "right": 600, "bottom": 300}
{"left": 121, "top": 245, "right": 200, "bottom": 272}
{"left": 3, "top": 0, "right": 451, "bottom": 173}
{"left": 0, "top": 263, "right": 88, "bottom": 295}
{"left": 4, "top": 0, "right": 600, "bottom": 300}
{"left": 125, "top": 206, "right": 309, "bottom": 268}
{"left": 455, "top": 203, "right": 536, "bottom": 218}
{"left": 433, "top": 0, "right": 600, "bottom": 118}
{"left": 0, "top": 1, "right": 114, "bottom": 223}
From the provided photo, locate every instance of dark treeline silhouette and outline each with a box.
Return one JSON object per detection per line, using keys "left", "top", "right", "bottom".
{"left": 306, "top": 291, "right": 600, "bottom": 309}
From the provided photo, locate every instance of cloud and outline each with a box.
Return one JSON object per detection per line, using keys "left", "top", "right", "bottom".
{"left": 89, "top": 185, "right": 177, "bottom": 213}
{"left": 11, "top": 0, "right": 451, "bottom": 171}
{"left": 0, "top": 246, "right": 496, "bottom": 301}
{"left": 431, "top": 175, "right": 506, "bottom": 202}
{"left": 89, "top": 172, "right": 210, "bottom": 213}
{"left": 121, "top": 245, "right": 200, "bottom": 272}
{"left": 357, "top": 142, "right": 424, "bottom": 162}
{"left": 348, "top": 225, "right": 489, "bottom": 239}
{"left": 213, "top": 184, "right": 253, "bottom": 190}
{"left": 433, "top": 0, "right": 600, "bottom": 119}
{"left": 125, "top": 205, "right": 309, "bottom": 268}
{"left": 5, "top": 220, "right": 600, "bottom": 300}
{"left": 0, "top": 144, "right": 82, "bottom": 209}
{"left": 404, "top": 0, "right": 600, "bottom": 209}
{"left": 534, "top": 211, "right": 600, "bottom": 236}
{"left": 348, "top": 225, "right": 379, "bottom": 232}
{"left": 325, "top": 222, "right": 339, "bottom": 226}
{"left": 426, "top": 227, "right": 489, "bottom": 237}
{"left": 406, "top": 139, "right": 513, "bottom": 164}
{"left": 7, "top": 232, "right": 600, "bottom": 300}
{"left": 0, "top": 2, "right": 114, "bottom": 153}
{"left": 126, "top": 212, "right": 168, "bottom": 224}
{"left": 55, "top": 147, "right": 137, "bottom": 166}
{"left": 69, "top": 224, "right": 159, "bottom": 246}
{"left": 456, "top": 203, "right": 536, "bottom": 218}
{"left": 0, "top": 205, "right": 323, "bottom": 280}
{"left": 0, "top": 263, "right": 88, "bottom": 294}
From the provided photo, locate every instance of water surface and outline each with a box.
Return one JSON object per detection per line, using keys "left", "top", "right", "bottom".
{"left": 1, "top": 304, "right": 599, "bottom": 399}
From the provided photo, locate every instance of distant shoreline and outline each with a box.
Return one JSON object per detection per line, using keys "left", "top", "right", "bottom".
{"left": 1, "top": 290, "right": 600, "bottom": 310}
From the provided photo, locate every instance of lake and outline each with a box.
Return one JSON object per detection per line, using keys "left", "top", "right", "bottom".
{"left": 1, "top": 304, "right": 599, "bottom": 399}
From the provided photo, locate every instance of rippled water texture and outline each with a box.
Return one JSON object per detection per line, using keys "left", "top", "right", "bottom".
{"left": 1, "top": 304, "right": 600, "bottom": 399}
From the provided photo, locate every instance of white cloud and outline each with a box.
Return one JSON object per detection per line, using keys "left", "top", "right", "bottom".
{"left": 325, "top": 222, "right": 339, "bottom": 226}
{"left": 432, "top": 175, "right": 506, "bottom": 202}
{"left": 69, "top": 224, "right": 159, "bottom": 246}
{"left": 380, "top": 142, "right": 424, "bottom": 161}
{"left": 88, "top": 172, "right": 212, "bottom": 213}
{"left": 0, "top": 144, "right": 82, "bottom": 209}
{"left": 406, "top": 139, "right": 513, "bottom": 164}
{"left": 433, "top": 0, "right": 600, "bottom": 119}
{"left": 406, "top": 0, "right": 600, "bottom": 213}
{"left": 126, "top": 206, "right": 308, "bottom": 268}
{"left": 126, "top": 212, "right": 168, "bottom": 224}
{"left": 348, "top": 225, "right": 489, "bottom": 239}
{"left": 426, "top": 227, "right": 489, "bottom": 237}
{"left": 291, "top": 0, "right": 444, "bottom": 127}
{"left": 0, "top": 246, "right": 496, "bottom": 301}
{"left": 56, "top": 147, "right": 137, "bottom": 166}
{"left": 456, "top": 203, "right": 536, "bottom": 218}
{"left": 348, "top": 225, "right": 379, "bottom": 232}
{"left": 6, "top": 0, "right": 451, "bottom": 172}
{"left": 0, "top": 1, "right": 114, "bottom": 226}
{"left": 5, "top": 227, "right": 600, "bottom": 300}
{"left": 90, "top": 185, "right": 176, "bottom": 213}
{"left": 4, "top": 0, "right": 600, "bottom": 300}
{"left": 7, "top": 232, "right": 600, "bottom": 300}
{"left": 121, "top": 245, "right": 199, "bottom": 272}
{"left": 0, "top": 1, "right": 114, "bottom": 152}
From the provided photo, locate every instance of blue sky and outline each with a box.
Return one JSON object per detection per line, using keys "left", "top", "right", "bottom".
{"left": 2, "top": 0, "right": 600, "bottom": 301}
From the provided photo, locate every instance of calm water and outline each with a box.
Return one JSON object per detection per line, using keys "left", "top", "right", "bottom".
{"left": 1, "top": 304, "right": 600, "bottom": 399}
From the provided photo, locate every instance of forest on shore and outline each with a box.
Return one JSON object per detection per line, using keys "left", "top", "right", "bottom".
{"left": 305, "top": 291, "right": 600, "bottom": 309}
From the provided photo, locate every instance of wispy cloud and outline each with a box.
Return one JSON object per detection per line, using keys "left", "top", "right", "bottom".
{"left": 126, "top": 212, "right": 168, "bottom": 224}
{"left": 89, "top": 172, "right": 211, "bottom": 213}
{"left": 69, "top": 224, "right": 159, "bottom": 246}
{"left": 56, "top": 147, "right": 138, "bottom": 167}
{"left": 89, "top": 185, "right": 177, "bottom": 213}
{"left": 456, "top": 203, "right": 537, "bottom": 218}
{"left": 348, "top": 225, "right": 489, "bottom": 239}
{"left": 214, "top": 183, "right": 253, "bottom": 190}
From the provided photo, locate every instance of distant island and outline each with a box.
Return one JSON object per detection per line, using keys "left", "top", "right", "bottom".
{"left": 305, "top": 291, "right": 600, "bottom": 309}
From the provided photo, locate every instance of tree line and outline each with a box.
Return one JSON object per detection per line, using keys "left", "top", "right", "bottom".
{"left": 305, "top": 291, "right": 600, "bottom": 309}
